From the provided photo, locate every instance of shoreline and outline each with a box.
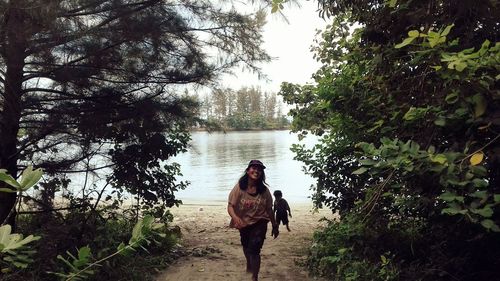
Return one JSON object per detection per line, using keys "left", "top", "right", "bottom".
{"left": 157, "top": 203, "right": 333, "bottom": 281}
{"left": 189, "top": 127, "right": 292, "bottom": 132}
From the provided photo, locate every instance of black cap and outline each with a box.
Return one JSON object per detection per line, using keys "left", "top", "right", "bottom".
{"left": 247, "top": 160, "right": 266, "bottom": 169}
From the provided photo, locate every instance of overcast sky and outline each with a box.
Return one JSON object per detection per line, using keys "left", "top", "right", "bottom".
{"left": 222, "top": 1, "right": 329, "bottom": 93}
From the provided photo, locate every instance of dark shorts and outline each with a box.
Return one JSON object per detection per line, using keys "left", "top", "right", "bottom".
{"left": 276, "top": 212, "right": 288, "bottom": 225}
{"left": 239, "top": 219, "right": 268, "bottom": 255}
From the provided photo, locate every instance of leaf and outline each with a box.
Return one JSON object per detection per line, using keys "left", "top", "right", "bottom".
{"left": 352, "top": 167, "right": 368, "bottom": 175}
{"left": 388, "top": 0, "right": 397, "bottom": 7}
{"left": 470, "top": 190, "right": 488, "bottom": 199}
{"left": 428, "top": 32, "right": 441, "bottom": 48}
{"left": 470, "top": 165, "right": 487, "bottom": 176}
{"left": 78, "top": 246, "right": 91, "bottom": 262}
{"left": 367, "top": 119, "right": 384, "bottom": 132}
{"left": 445, "top": 92, "right": 459, "bottom": 104}
{"left": 0, "top": 188, "right": 16, "bottom": 193}
{"left": 359, "top": 159, "right": 377, "bottom": 166}
{"left": 19, "top": 166, "right": 43, "bottom": 191}
{"left": 0, "top": 224, "right": 12, "bottom": 246}
{"left": 395, "top": 37, "right": 416, "bottom": 49}
{"left": 0, "top": 225, "right": 40, "bottom": 252}
{"left": 481, "top": 219, "right": 500, "bottom": 232}
{"left": 403, "top": 107, "right": 416, "bottom": 120}
{"left": 455, "top": 61, "right": 467, "bottom": 72}
{"left": 472, "top": 179, "right": 488, "bottom": 188}
{"left": 472, "top": 94, "right": 487, "bottom": 118}
{"left": 0, "top": 170, "right": 21, "bottom": 189}
{"left": 440, "top": 24, "right": 455, "bottom": 37}
{"left": 439, "top": 192, "right": 464, "bottom": 203}
{"left": 408, "top": 30, "right": 419, "bottom": 38}
{"left": 380, "top": 255, "right": 388, "bottom": 264}
{"left": 130, "top": 219, "right": 143, "bottom": 243}
{"left": 430, "top": 154, "right": 447, "bottom": 165}
{"left": 470, "top": 152, "right": 484, "bottom": 166}
{"left": 471, "top": 206, "right": 493, "bottom": 218}
{"left": 338, "top": 248, "right": 348, "bottom": 254}
{"left": 434, "top": 117, "right": 446, "bottom": 127}
{"left": 442, "top": 207, "right": 467, "bottom": 215}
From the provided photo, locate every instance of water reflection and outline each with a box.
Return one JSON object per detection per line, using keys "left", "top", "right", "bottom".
{"left": 173, "top": 130, "right": 317, "bottom": 203}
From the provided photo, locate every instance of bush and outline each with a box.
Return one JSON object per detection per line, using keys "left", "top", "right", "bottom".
{"left": 308, "top": 215, "right": 399, "bottom": 281}
{"left": 309, "top": 212, "right": 500, "bottom": 281}
{"left": 2, "top": 209, "right": 180, "bottom": 281}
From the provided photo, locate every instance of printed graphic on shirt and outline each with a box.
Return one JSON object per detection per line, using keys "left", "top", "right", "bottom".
{"left": 239, "top": 195, "right": 264, "bottom": 211}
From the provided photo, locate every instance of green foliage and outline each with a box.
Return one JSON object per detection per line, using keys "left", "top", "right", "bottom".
{"left": 0, "top": 0, "right": 271, "bottom": 225}
{"left": 54, "top": 215, "right": 166, "bottom": 281}
{"left": 282, "top": 0, "right": 500, "bottom": 279}
{"left": 0, "top": 166, "right": 43, "bottom": 192}
{"left": 1, "top": 168, "right": 179, "bottom": 280}
{"left": 201, "top": 86, "right": 290, "bottom": 130}
{"left": 308, "top": 216, "right": 399, "bottom": 281}
{"left": 0, "top": 167, "right": 42, "bottom": 273}
{"left": 0, "top": 225, "right": 40, "bottom": 273}
{"left": 355, "top": 138, "right": 500, "bottom": 231}
{"left": 53, "top": 247, "right": 94, "bottom": 281}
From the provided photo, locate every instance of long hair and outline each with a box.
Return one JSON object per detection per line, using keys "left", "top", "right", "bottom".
{"left": 238, "top": 167, "right": 268, "bottom": 194}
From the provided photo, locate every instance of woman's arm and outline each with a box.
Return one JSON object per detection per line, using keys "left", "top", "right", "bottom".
{"left": 267, "top": 204, "right": 277, "bottom": 228}
{"left": 267, "top": 205, "right": 279, "bottom": 238}
{"left": 266, "top": 191, "right": 279, "bottom": 238}
{"left": 228, "top": 203, "right": 244, "bottom": 229}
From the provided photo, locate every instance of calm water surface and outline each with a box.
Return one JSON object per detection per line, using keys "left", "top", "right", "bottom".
{"left": 173, "top": 130, "right": 317, "bottom": 203}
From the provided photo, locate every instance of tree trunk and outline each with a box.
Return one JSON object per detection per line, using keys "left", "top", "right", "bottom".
{"left": 0, "top": 3, "right": 27, "bottom": 227}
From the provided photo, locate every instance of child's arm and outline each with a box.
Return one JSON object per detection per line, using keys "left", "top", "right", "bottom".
{"left": 285, "top": 199, "right": 292, "bottom": 217}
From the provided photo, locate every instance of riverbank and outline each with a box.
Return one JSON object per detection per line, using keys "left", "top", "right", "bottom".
{"left": 189, "top": 127, "right": 291, "bottom": 132}
{"left": 156, "top": 202, "right": 334, "bottom": 281}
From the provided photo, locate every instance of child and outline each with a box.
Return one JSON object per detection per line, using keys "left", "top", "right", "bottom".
{"left": 273, "top": 190, "right": 292, "bottom": 231}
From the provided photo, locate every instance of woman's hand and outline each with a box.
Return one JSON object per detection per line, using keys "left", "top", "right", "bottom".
{"left": 232, "top": 216, "right": 245, "bottom": 229}
{"left": 271, "top": 224, "right": 279, "bottom": 239}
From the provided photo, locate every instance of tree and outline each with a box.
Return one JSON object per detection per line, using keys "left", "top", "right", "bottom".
{"left": 248, "top": 86, "right": 263, "bottom": 115}
{"left": 281, "top": 0, "right": 500, "bottom": 279}
{"left": 212, "top": 88, "right": 229, "bottom": 121}
{"left": 263, "top": 91, "right": 277, "bottom": 122}
{"left": 236, "top": 87, "right": 251, "bottom": 115}
{"left": 0, "top": 0, "right": 270, "bottom": 225}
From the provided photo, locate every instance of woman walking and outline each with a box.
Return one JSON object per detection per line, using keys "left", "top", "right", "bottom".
{"left": 228, "top": 160, "right": 279, "bottom": 281}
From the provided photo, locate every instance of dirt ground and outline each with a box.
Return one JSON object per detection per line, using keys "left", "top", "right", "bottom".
{"left": 155, "top": 202, "right": 333, "bottom": 281}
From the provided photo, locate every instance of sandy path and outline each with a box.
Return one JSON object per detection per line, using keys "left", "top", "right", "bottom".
{"left": 156, "top": 202, "right": 332, "bottom": 281}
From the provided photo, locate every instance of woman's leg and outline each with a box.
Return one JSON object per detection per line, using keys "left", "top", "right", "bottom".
{"left": 243, "top": 248, "right": 251, "bottom": 272}
{"left": 248, "top": 254, "right": 261, "bottom": 281}
{"left": 240, "top": 227, "right": 252, "bottom": 273}
{"left": 246, "top": 220, "right": 268, "bottom": 281}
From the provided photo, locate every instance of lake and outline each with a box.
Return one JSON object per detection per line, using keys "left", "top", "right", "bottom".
{"left": 173, "top": 130, "right": 317, "bottom": 203}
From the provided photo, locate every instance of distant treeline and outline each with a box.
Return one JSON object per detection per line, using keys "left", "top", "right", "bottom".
{"left": 198, "top": 87, "right": 290, "bottom": 130}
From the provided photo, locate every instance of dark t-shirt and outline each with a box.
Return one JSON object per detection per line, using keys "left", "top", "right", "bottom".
{"left": 274, "top": 198, "right": 289, "bottom": 218}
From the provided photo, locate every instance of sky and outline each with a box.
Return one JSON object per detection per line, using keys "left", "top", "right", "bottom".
{"left": 222, "top": 1, "right": 329, "bottom": 93}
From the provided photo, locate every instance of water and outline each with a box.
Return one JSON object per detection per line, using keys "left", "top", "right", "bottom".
{"left": 173, "top": 130, "right": 317, "bottom": 203}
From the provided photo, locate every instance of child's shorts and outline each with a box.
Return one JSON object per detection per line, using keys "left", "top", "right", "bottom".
{"left": 276, "top": 213, "right": 289, "bottom": 225}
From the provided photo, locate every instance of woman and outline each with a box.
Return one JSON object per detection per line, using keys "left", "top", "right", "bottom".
{"left": 228, "top": 160, "right": 279, "bottom": 281}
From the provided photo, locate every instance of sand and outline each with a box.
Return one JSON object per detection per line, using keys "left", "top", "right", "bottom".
{"left": 156, "top": 201, "right": 334, "bottom": 281}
